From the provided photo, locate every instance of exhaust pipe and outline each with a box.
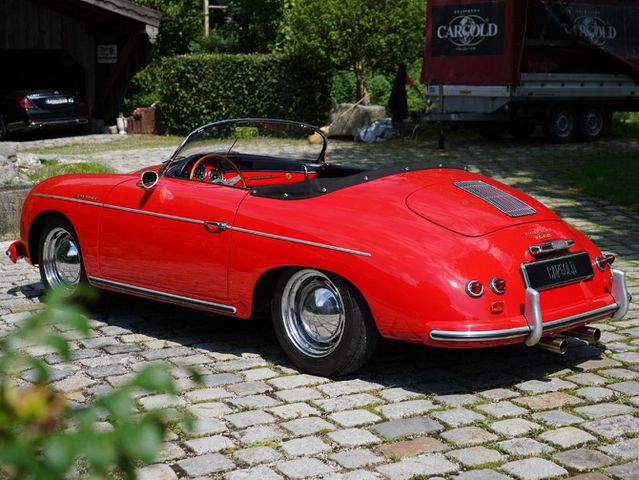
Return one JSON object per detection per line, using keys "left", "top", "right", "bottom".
{"left": 535, "top": 334, "right": 568, "bottom": 354}
{"left": 563, "top": 326, "right": 601, "bottom": 345}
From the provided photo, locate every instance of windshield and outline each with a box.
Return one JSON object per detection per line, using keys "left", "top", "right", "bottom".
{"left": 166, "top": 119, "right": 327, "bottom": 173}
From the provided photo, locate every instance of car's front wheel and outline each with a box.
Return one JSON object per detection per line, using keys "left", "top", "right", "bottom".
{"left": 38, "top": 218, "right": 86, "bottom": 294}
{"left": 271, "top": 269, "right": 379, "bottom": 377}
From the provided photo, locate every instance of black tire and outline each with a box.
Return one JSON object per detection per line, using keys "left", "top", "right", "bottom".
{"left": 0, "top": 116, "right": 9, "bottom": 141}
{"left": 271, "top": 268, "right": 379, "bottom": 377}
{"left": 38, "top": 217, "right": 87, "bottom": 295}
{"left": 477, "top": 123, "right": 507, "bottom": 140}
{"left": 508, "top": 122, "right": 536, "bottom": 140}
{"left": 578, "top": 106, "right": 607, "bottom": 141}
{"left": 544, "top": 105, "right": 577, "bottom": 143}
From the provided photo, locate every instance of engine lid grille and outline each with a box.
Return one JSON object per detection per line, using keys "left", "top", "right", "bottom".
{"left": 454, "top": 180, "right": 536, "bottom": 218}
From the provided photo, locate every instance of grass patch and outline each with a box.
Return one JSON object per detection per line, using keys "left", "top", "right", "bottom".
{"left": 556, "top": 151, "right": 639, "bottom": 212}
{"left": 22, "top": 135, "right": 181, "bottom": 155}
{"left": 29, "top": 160, "right": 117, "bottom": 183}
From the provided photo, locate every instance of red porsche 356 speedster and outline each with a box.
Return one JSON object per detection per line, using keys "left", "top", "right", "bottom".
{"left": 6, "top": 119, "right": 630, "bottom": 376}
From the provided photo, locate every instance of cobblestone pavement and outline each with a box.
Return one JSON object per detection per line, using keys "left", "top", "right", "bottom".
{"left": 2, "top": 132, "right": 639, "bottom": 479}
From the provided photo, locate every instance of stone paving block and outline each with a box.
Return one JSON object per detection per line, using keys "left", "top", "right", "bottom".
{"left": 317, "top": 379, "right": 381, "bottom": 396}
{"left": 177, "top": 453, "right": 235, "bottom": 476}
{"left": 329, "top": 409, "right": 381, "bottom": 427}
{"left": 226, "top": 380, "right": 272, "bottom": 396}
{"left": 185, "top": 387, "right": 232, "bottom": 403}
{"left": 583, "top": 414, "right": 639, "bottom": 439}
{"left": 190, "top": 402, "right": 233, "bottom": 419}
{"left": 574, "top": 402, "right": 635, "bottom": 419}
{"left": 282, "top": 416, "right": 336, "bottom": 436}
{"left": 441, "top": 426, "right": 498, "bottom": 447}
{"left": 229, "top": 394, "right": 280, "bottom": 410}
{"left": 606, "top": 460, "right": 639, "bottom": 480}
{"left": 315, "top": 393, "right": 380, "bottom": 413}
{"left": 478, "top": 388, "right": 520, "bottom": 401}
{"left": 243, "top": 367, "right": 278, "bottom": 381}
{"left": 435, "top": 393, "right": 481, "bottom": 406}
{"left": 378, "top": 399, "right": 436, "bottom": 419}
{"left": 599, "top": 438, "right": 639, "bottom": 460}
{"left": 568, "top": 474, "right": 613, "bottom": 480}
{"left": 377, "top": 437, "right": 448, "bottom": 458}
{"left": 602, "top": 368, "right": 639, "bottom": 380}
{"left": 446, "top": 446, "right": 506, "bottom": 467}
{"left": 322, "top": 471, "right": 382, "bottom": 480}
{"left": 189, "top": 417, "right": 228, "bottom": 436}
{"left": 575, "top": 387, "right": 615, "bottom": 402}
{"left": 540, "top": 427, "right": 597, "bottom": 448}
{"left": 501, "top": 457, "right": 568, "bottom": 480}
{"left": 373, "top": 417, "right": 444, "bottom": 440}
{"left": 274, "top": 387, "right": 323, "bottom": 403}
{"left": 269, "top": 402, "right": 320, "bottom": 420}
{"left": 328, "top": 428, "right": 381, "bottom": 447}
{"left": 136, "top": 464, "right": 177, "bottom": 480}
{"left": 330, "top": 448, "right": 384, "bottom": 468}
{"left": 516, "top": 378, "right": 576, "bottom": 394}
{"left": 531, "top": 409, "right": 583, "bottom": 426}
{"left": 225, "top": 410, "right": 275, "bottom": 428}
{"left": 513, "top": 392, "right": 582, "bottom": 410}
{"left": 200, "top": 373, "right": 242, "bottom": 387}
{"left": 282, "top": 436, "right": 330, "bottom": 456}
{"left": 490, "top": 418, "right": 540, "bottom": 437}
{"left": 497, "top": 438, "right": 553, "bottom": 457}
{"left": 610, "top": 380, "right": 639, "bottom": 396}
{"left": 185, "top": 435, "right": 235, "bottom": 454}
{"left": 553, "top": 448, "right": 615, "bottom": 471}
{"left": 139, "top": 394, "right": 186, "bottom": 410}
{"left": 431, "top": 407, "right": 486, "bottom": 427}
{"left": 268, "top": 374, "right": 328, "bottom": 390}
{"left": 234, "top": 425, "right": 285, "bottom": 444}
{"left": 376, "top": 453, "right": 459, "bottom": 479}
{"left": 378, "top": 387, "right": 423, "bottom": 403}
{"left": 566, "top": 372, "right": 608, "bottom": 386}
{"left": 476, "top": 401, "right": 528, "bottom": 418}
{"left": 276, "top": 457, "right": 334, "bottom": 479}
{"left": 453, "top": 469, "right": 511, "bottom": 480}
{"left": 232, "top": 446, "right": 282, "bottom": 465}
{"left": 224, "top": 465, "right": 283, "bottom": 480}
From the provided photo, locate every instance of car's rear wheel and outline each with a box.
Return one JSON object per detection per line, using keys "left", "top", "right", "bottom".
{"left": 578, "top": 106, "right": 606, "bottom": 141}
{"left": 544, "top": 105, "right": 577, "bottom": 143}
{"left": 271, "top": 268, "right": 379, "bottom": 377}
{"left": 38, "top": 218, "right": 86, "bottom": 294}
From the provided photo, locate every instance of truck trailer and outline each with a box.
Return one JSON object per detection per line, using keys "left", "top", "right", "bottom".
{"left": 421, "top": 0, "right": 639, "bottom": 142}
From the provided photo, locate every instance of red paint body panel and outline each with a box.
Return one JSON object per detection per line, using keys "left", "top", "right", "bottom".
{"left": 16, "top": 164, "right": 619, "bottom": 349}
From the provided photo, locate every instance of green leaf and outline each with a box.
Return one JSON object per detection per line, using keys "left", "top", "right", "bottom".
{"left": 98, "top": 388, "right": 135, "bottom": 420}
{"left": 131, "top": 364, "right": 175, "bottom": 394}
{"left": 119, "top": 419, "right": 163, "bottom": 462}
{"left": 44, "top": 434, "right": 78, "bottom": 474}
{"left": 41, "top": 334, "right": 71, "bottom": 361}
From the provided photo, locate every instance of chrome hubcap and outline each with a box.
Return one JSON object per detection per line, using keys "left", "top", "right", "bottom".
{"left": 42, "top": 227, "right": 81, "bottom": 291}
{"left": 281, "top": 269, "right": 345, "bottom": 358}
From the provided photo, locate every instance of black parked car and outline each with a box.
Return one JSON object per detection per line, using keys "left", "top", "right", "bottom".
{"left": 0, "top": 90, "right": 89, "bottom": 140}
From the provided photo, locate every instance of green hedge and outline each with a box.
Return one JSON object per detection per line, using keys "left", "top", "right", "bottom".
{"left": 156, "top": 53, "right": 332, "bottom": 134}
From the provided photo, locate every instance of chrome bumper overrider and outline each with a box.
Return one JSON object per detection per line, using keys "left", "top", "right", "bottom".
{"left": 429, "top": 269, "right": 630, "bottom": 345}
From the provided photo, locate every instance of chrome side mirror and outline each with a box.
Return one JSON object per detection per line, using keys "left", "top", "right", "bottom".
{"left": 138, "top": 170, "right": 159, "bottom": 190}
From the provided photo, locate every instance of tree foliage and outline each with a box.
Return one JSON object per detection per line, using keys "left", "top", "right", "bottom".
{"left": 0, "top": 289, "right": 195, "bottom": 479}
{"left": 281, "top": 0, "right": 425, "bottom": 101}
{"left": 225, "top": 0, "right": 285, "bottom": 53}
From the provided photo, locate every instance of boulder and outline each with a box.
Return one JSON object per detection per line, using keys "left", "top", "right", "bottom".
{"left": 328, "top": 103, "right": 386, "bottom": 138}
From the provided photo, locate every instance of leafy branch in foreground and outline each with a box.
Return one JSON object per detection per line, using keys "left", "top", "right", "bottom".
{"left": 0, "top": 288, "right": 196, "bottom": 479}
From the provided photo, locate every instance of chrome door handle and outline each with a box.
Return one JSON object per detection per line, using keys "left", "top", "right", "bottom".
{"left": 204, "top": 221, "right": 228, "bottom": 231}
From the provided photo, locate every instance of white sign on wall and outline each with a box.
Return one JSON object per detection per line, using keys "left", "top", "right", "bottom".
{"left": 97, "top": 44, "right": 118, "bottom": 64}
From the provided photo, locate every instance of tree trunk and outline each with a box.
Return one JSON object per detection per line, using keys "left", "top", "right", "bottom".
{"left": 354, "top": 65, "right": 369, "bottom": 104}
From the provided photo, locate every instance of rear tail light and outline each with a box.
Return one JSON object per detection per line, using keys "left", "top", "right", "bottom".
{"left": 595, "top": 253, "right": 615, "bottom": 271}
{"left": 465, "top": 280, "right": 484, "bottom": 298}
{"left": 490, "top": 277, "right": 506, "bottom": 295}
{"left": 16, "top": 96, "right": 36, "bottom": 110}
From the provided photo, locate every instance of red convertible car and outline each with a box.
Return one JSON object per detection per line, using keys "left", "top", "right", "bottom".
{"left": 6, "top": 119, "right": 630, "bottom": 376}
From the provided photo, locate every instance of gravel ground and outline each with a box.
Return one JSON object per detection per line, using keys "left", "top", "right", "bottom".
{"left": 2, "top": 131, "right": 638, "bottom": 479}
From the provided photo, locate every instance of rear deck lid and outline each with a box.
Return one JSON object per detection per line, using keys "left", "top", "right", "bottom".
{"left": 406, "top": 179, "right": 557, "bottom": 236}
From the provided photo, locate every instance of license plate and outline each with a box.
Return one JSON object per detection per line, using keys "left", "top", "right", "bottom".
{"left": 522, "top": 251, "right": 594, "bottom": 290}
{"left": 45, "top": 97, "right": 73, "bottom": 105}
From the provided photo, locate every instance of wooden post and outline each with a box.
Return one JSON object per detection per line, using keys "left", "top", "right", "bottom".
{"left": 204, "top": 0, "right": 209, "bottom": 37}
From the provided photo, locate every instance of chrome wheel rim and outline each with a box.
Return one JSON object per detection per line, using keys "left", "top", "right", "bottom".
{"left": 554, "top": 112, "right": 574, "bottom": 139}
{"left": 42, "top": 227, "right": 81, "bottom": 291}
{"left": 281, "top": 269, "right": 345, "bottom": 358}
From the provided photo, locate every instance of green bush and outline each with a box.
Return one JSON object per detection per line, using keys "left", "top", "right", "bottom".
{"left": 156, "top": 53, "right": 332, "bottom": 134}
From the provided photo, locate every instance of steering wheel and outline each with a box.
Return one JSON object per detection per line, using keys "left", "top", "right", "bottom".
{"left": 189, "top": 153, "right": 247, "bottom": 188}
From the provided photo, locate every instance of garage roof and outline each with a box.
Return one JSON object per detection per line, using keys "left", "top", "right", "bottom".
{"left": 75, "top": 0, "right": 162, "bottom": 28}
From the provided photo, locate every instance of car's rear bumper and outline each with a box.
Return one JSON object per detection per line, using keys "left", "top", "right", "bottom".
{"left": 429, "top": 269, "right": 629, "bottom": 345}
{"left": 5, "top": 240, "right": 30, "bottom": 264}
{"left": 7, "top": 117, "right": 88, "bottom": 133}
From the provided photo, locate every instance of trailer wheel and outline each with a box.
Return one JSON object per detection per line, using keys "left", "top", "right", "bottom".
{"left": 477, "top": 123, "right": 507, "bottom": 140}
{"left": 544, "top": 105, "right": 576, "bottom": 143}
{"left": 508, "top": 122, "right": 535, "bottom": 140}
{"left": 578, "top": 106, "right": 606, "bottom": 141}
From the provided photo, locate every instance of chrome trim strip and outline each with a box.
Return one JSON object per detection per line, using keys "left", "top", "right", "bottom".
{"left": 32, "top": 193, "right": 371, "bottom": 257}
{"left": 227, "top": 226, "right": 371, "bottom": 257}
{"left": 529, "top": 239, "right": 575, "bottom": 257}
{"left": 88, "top": 276, "right": 237, "bottom": 314}
{"left": 429, "top": 303, "right": 618, "bottom": 343}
